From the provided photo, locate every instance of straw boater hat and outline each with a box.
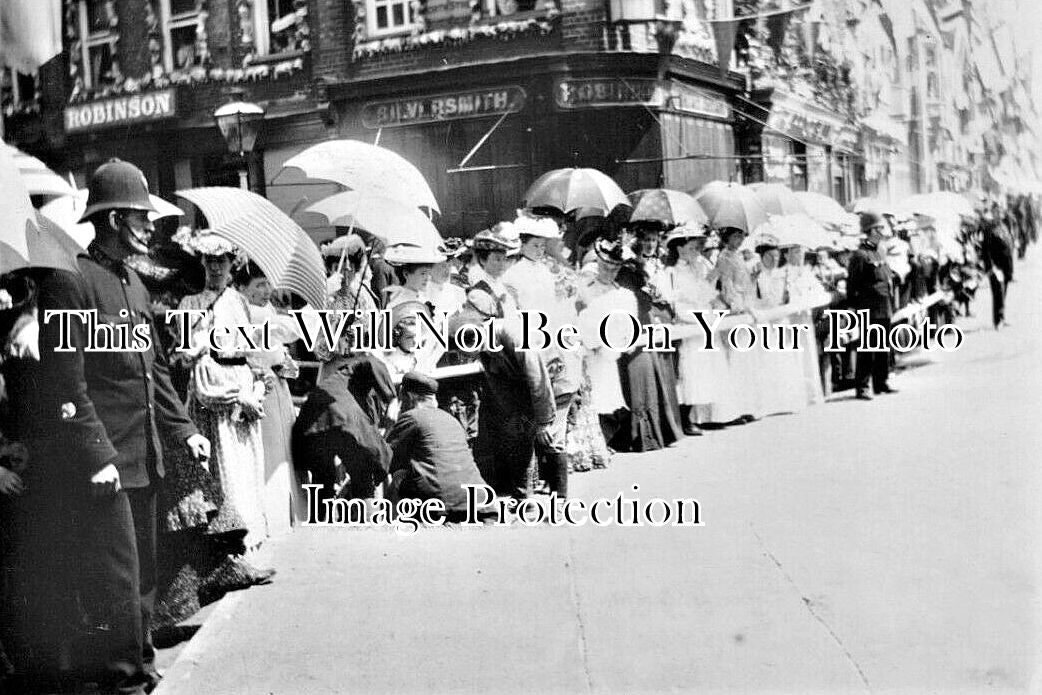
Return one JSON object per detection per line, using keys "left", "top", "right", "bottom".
{"left": 471, "top": 221, "right": 521, "bottom": 254}
{"left": 383, "top": 243, "right": 446, "bottom": 266}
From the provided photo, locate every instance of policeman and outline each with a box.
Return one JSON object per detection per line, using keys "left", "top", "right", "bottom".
{"left": 29, "top": 159, "right": 209, "bottom": 693}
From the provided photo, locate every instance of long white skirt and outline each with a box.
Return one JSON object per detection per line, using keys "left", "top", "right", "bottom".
{"left": 677, "top": 337, "right": 741, "bottom": 424}
{"left": 586, "top": 348, "right": 627, "bottom": 415}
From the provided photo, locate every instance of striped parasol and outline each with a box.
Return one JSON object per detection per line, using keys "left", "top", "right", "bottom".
{"left": 176, "top": 187, "right": 326, "bottom": 308}
{"left": 0, "top": 141, "right": 75, "bottom": 197}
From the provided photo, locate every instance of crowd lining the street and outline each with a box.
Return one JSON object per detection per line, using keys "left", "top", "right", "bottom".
{"left": 0, "top": 157, "right": 1037, "bottom": 694}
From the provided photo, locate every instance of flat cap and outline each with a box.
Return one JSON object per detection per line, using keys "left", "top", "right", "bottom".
{"left": 401, "top": 371, "right": 439, "bottom": 396}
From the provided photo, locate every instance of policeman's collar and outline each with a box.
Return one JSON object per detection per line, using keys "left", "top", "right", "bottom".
{"left": 87, "top": 240, "right": 131, "bottom": 278}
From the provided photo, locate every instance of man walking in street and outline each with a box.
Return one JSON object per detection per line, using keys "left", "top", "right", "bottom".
{"left": 28, "top": 159, "right": 209, "bottom": 694}
{"left": 847, "top": 211, "right": 897, "bottom": 401}
{"left": 980, "top": 207, "right": 1015, "bottom": 330}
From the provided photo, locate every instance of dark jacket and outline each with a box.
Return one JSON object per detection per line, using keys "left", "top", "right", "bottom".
{"left": 980, "top": 220, "right": 1015, "bottom": 281}
{"left": 477, "top": 320, "right": 555, "bottom": 429}
{"left": 387, "top": 405, "right": 487, "bottom": 512}
{"left": 292, "top": 370, "right": 392, "bottom": 478}
{"left": 32, "top": 246, "right": 198, "bottom": 488}
{"left": 846, "top": 245, "right": 894, "bottom": 320}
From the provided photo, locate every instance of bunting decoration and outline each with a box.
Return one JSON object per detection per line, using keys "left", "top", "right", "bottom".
{"left": 712, "top": 18, "right": 741, "bottom": 77}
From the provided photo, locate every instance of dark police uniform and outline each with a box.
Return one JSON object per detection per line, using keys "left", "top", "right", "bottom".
{"left": 30, "top": 243, "right": 197, "bottom": 686}
{"left": 846, "top": 242, "right": 895, "bottom": 395}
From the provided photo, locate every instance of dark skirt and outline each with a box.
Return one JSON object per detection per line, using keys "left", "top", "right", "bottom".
{"left": 610, "top": 349, "right": 682, "bottom": 453}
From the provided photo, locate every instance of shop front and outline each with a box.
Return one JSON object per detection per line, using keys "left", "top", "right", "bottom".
{"left": 327, "top": 56, "right": 739, "bottom": 236}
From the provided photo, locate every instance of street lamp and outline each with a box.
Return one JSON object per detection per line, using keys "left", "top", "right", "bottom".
{"left": 213, "top": 100, "right": 265, "bottom": 190}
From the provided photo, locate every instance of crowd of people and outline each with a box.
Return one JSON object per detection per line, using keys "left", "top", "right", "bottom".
{"left": 0, "top": 157, "right": 1037, "bottom": 693}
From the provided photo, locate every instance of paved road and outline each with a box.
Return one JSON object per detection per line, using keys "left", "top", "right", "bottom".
{"left": 158, "top": 251, "right": 1042, "bottom": 695}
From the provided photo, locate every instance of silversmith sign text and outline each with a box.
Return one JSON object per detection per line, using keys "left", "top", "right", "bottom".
{"left": 361, "top": 87, "right": 526, "bottom": 128}
{"left": 64, "top": 89, "right": 177, "bottom": 133}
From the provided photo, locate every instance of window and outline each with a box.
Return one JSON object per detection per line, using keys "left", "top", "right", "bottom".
{"left": 1, "top": 69, "right": 37, "bottom": 114}
{"left": 367, "top": 0, "right": 415, "bottom": 36}
{"left": 252, "top": 0, "right": 309, "bottom": 57}
{"left": 157, "top": 0, "right": 205, "bottom": 71}
{"left": 77, "top": 0, "right": 118, "bottom": 88}
{"left": 481, "top": 0, "right": 538, "bottom": 19}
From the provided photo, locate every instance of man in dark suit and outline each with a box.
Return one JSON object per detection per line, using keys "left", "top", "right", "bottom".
{"left": 980, "top": 208, "right": 1015, "bottom": 330}
{"left": 847, "top": 211, "right": 897, "bottom": 400}
{"left": 29, "top": 160, "right": 209, "bottom": 693}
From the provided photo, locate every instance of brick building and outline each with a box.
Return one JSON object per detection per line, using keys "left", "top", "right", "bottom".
{"left": 3, "top": 0, "right": 746, "bottom": 240}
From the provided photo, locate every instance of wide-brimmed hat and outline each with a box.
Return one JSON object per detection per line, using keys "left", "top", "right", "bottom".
{"left": 388, "top": 299, "right": 431, "bottom": 329}
{"left": 401, "top": 371, "right": 439, "bottom": 397}
{"left": 171, "top": 226, "right": 242, "bottom": 261}
{"left": 593, "top": 237, "right": 635, "bottom": 265}
{"left": 663, "top": 224, "right": 708, "bottom": 247}
{"left": 513, "top": 214, "right": 561, "bottom": 239}
{"left": 472, "top": 221, "right": 521, "bottom": 253}
{"left": 383, "top": 243, "right": 446, "bottom": 266}
{"left": 438, "top": 237, "right": 467, "bottom": 258}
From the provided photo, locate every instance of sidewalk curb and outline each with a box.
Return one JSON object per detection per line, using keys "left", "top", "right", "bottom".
{"left": 152, "top": 589, "right": 247, "bottom": 695}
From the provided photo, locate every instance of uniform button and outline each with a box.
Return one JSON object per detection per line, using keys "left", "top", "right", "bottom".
{"left": 145, "top": 374, "right": 153, "bottom": 381}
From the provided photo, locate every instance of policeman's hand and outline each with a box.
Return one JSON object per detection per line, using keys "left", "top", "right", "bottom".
{"left": 0, "top": 467, "right": 25, "bottom": 497}
{"left": 535, "top": 425, "right": 555, "bottom": 448}
{"left": 89, "top": 463, "right": 121, "bottom": 497}
{"left": 186, "top": 433, "right": 211, "bottom": 473}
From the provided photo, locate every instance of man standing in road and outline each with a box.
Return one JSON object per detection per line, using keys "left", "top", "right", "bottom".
{"left": 980, "top": 206, "right": 1015, "bottom": 330}
{"left": 847, "top": 211, "right": 897, "bottom": 400}
{"left": 29, "top": 159, "right": 209, "bottom": 694}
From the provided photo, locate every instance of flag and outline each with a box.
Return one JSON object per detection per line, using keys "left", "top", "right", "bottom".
{"left": 713, "top": 19, "right": 741, "bottom": 77}
{"left": 0, "top": 0, "right": 63, "bottom": 72}
{"left": 766, "top": 9, "right": 793, "bottom": 57}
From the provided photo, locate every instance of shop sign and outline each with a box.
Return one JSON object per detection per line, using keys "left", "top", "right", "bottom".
{"left": 361, "top": 87, "right": 526, "bottom": 128}
{"left": 64, "top": 89, "right": 177, "bottom": 133}
{"left": 555, "top": 78, "right": 664, "bottom": 109}
{"left": 669, "top": 84, "right": 730, "bottom": 119}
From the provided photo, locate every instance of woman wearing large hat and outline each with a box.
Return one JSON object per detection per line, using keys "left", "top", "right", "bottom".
{"left": 660, "top": 224, "right": 741, "bottom": 432}
{"left": 467, "top": 221, "right": 521, "bottom": 317}
{"left": 713, "top": 226, "right": 765, "bottom": 422}
{"left": 382, "top": 242, "right": 446, "bottom": 311}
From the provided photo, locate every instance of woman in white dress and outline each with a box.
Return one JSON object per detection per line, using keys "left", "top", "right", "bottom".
{"left": 660, "top": 225, "right": 740, "bottom": 430}
{"left": 576, "top": 238, "right": 636, "bottom": 443}
{"left": 236, "top": 262, "right": 304, "bottom": 534}
{"left": 753, "top": 240, "right": 810, "bottom": 415}
{"left": 714, "top": 227, "right": 765, "bottom": 421}
{"left": 783, "top": 243, "right": 830, "bottom": 405}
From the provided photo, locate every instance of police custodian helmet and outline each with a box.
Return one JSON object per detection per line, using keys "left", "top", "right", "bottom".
{"left": 78, "top": 158, "right": 157, "bottom": 223}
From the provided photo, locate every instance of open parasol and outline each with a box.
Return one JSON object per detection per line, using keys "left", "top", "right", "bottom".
{"left": 306, "top": 191, "right": 443, "bottom": 249}
{"left": 793, "top": 191, "right": 849, "bottom": 228}
{"left": 524, "top": 168, "right": 629, "bottom": 215}
{"left": 626, "top": 189, "right": 708, "bottom": 227}
{"left": 693, "top": 181, "right": 768, "bottom": 233}
{"left": 176, "top": 187, "right": 326, "bottom": 308}
{"left": 0, "top": 141, "right": 75, "bottom": 198}
{"left": 749, "top": 182, "right": 804, "bottom": 217}
{"left": 282, "top": 140, "right": 439, "bottom": 213}
{"left": 0, "top": 147, "right": 79, "bottom": 274}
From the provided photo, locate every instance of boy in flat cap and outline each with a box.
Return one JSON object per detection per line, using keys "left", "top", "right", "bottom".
{"left": 386, "top": 373, "right": 490, "bottom": 520}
